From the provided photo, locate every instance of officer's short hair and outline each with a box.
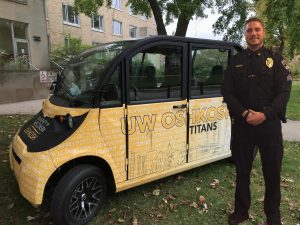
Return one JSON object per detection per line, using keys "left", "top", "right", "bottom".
{"left": 245, "top": 17, "right": 265, "bottom": 29}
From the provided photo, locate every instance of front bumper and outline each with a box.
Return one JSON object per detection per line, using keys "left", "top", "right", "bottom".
{"left": 9, "top": 135, "right": 56, "bottom": 206}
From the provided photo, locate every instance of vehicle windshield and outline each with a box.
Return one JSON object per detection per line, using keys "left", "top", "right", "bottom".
{"left": 53, "top": 41, "right": 133, "bottom": 106}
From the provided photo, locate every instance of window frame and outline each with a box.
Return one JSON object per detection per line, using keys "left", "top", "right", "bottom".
{"left": 189, "top": 44, "right": 233, "bottom": 99}
{"left": 112, "top": 20, "right": 123, "bottom": 36}
{"left": 112, "top": 0, "right": 121, "bottom": 10}
{"left": 62, "top": 4, "right": 80, "bottom": 26}
{"left": 91, "top": 15, "right": 104, "bottom": 32}
{"left": 125, "top": 41, "right": 188, "bottom": 105}
{"left": 129, "top": 25, "right": 137, "bottom": 38}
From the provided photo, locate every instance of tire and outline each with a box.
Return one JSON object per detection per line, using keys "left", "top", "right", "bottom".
{"left": 51, "top": 164, "right": 107, "bottom": 225}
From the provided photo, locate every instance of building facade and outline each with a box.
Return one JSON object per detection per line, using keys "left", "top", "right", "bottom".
{"left": 0, "top": 0, "right": 49, "bottom": 70}
{"left": 0, "top": 0, "right": 157, "bottom": 103}
{"left": 46, "top": 0, "right": 157, "bottom": 50}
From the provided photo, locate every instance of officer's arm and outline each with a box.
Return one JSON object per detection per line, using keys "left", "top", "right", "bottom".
{"left": 262, "top": 55, "right": 292, "bottom": 121}
{"left": 222, "top": 63, "right": 247, "bottom": 118}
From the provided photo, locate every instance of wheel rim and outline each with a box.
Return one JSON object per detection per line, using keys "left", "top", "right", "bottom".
{"left": 69, "top": 176, "right": 103, "bottom": 220}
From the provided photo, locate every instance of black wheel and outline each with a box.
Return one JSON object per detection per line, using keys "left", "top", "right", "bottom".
{"left": 51, "top": 164, "right": 107, "bottom": 225}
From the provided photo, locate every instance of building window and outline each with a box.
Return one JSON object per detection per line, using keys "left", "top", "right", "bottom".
{"left": 113, "top": 20, "right": 122, "bottom": 36}
{"left": 112, "top": 0, "right": 121, "bottom": 10}
{"left": 91, "top": 15, "right": 104, "bottom": 31}
{"left": 62, "top": 4, "right": 80, "bottom": 25}
{"left": 0, "top": 18, "right": 30, "bottom": 70}
{"left": 129, "top": 25, "right": 137, "bottom": 38}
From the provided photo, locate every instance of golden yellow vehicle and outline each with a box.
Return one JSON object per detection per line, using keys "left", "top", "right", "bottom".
{"left": 9, "top": 36, "right": 242, "bottom": 225}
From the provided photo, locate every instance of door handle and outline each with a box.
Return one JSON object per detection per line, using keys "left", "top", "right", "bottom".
{"left": 173, "top": 104, "right": 187, "bottom": 109}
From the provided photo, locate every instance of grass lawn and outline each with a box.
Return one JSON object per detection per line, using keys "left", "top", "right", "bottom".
{"left": 0, "top": 115, "right": 299, "bottom": 225}
{"left": 287, "top": 82, "right": 300, "bottom": 121}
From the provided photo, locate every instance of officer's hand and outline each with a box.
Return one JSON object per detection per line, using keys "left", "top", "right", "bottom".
{"left": 246, "top": 109, "right": 266, "bottom": 126}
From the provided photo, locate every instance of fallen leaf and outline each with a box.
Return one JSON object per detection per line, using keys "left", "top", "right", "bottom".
{"left": 109, "top": 208, "right": 117, "bottom": 213}
{"left": 169, "top": 203, "right": 177, "bottom": 211}
{"left": 199, "top": 195, "right": 206, "bottom": 204}
{"left": 167, "top": 194, "right": 176, "bottom": 200}
{"left": 158, "top": 204, "right": 165, "bottom": 209}
{"left": 156, "top": 213, "right": 163, "bottom": 218}
{"left": 249, "top": 214, "right": 255, "bottom": 222}
{"left": 257, "top": 197, "right": 264, "bottom": 203}
{"left": 210, "top": 179, "right": 220, "bottom": 188}
{"left": 143, "top": 191, "right": 151, "bottom": 197}
{"left": 152, "top": 189, "right": 160, "bottom": 196}
{"left": 27, "top": 216, "right": 36, "bottom": 221}
{"left": 281, "top": 177, "right": 294, "bottom": 183}
{"left": 7, "top": 202, "right": 14, "bottom": 209}
{"left": 118, "top": 218, "right": 125, "bottom": 223}
{"left": 190, "top": 202, "right": 198, "bottom": 208}
{"left": 180, "top": 199, "right": 190, "bottom": 205}
{"left": 132, "top": 216, "right": 138, "bottom": 225}
{"left": 162, "top": 198, "right": 168, "bottom": 204}
{"left": 176, "top": 175, "right": 184, "bottom": 180}
{"left": 203, "top": 203, "right": 208, "bottom": 212}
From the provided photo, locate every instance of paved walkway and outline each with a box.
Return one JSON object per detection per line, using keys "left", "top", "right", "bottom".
{"left": 0, "top": 99, "right": 299, "bottom": 142}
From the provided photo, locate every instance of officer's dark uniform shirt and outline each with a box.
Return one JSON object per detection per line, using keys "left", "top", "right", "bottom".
{"left": 222, "top": 46, "right": 292, "bottom": 122}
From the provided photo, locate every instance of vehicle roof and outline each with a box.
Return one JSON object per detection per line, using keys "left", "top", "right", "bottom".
{"left": 67, "top": 35, "right": 242, "bottom": 67}
{"left": 85, "top": 35, "right": 242, "bottom": 55}
{"left": 134, "top": 35, "right": 241, "bottom": 48}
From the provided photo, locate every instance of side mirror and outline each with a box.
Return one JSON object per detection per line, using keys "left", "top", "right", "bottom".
{"left": 101, "top": 84, "right": 118, "bottom": 101}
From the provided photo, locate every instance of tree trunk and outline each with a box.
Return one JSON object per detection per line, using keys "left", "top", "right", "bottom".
{"left": 279, "top": 39, "right": 284, "bottom": 55}
{"left": 278, "top": 27, "right": 284, "bottom": 54}
{"left": 148, "top": 0, "right": 167, "bottom": 35}
{"left": 175, "top": 14, "right": 189, "bottom": 36}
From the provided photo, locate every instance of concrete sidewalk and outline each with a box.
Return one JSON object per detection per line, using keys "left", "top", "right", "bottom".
{"left": 0, "top": 99, "right": 299, "bottom": 142}
{"left": 0, "top": 99, "right": 44, "bottom": 115}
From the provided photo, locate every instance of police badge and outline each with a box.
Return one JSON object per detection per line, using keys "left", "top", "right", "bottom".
{"left": 266, "top": 57, "right": 273, "bottom": 68}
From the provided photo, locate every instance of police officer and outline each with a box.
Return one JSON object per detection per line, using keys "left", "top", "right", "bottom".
{"left": 222, "top": 17, "right": 292, "bottom": 225}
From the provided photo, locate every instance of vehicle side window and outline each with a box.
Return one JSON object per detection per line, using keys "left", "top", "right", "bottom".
{"left": 129, "top": 45, "right": 183, "bottom": 101}
{"left": 191, "top": 48, "right": 229, "bottom": 98}
{"left": 99, "top": 65, "right": 122, "bottom": 107}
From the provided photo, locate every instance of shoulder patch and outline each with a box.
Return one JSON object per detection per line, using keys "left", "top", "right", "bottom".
{"left": 281, "top": 60, "right": 290, "bottom": 71}
{"left": 287, "top": 74, "right": 292, "bottom": 81}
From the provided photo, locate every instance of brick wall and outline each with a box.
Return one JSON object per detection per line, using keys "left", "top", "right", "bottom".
{"left": 47, "top": 0, "right": 157, "bottom": 49}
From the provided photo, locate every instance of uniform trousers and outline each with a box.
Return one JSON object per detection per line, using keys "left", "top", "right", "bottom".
{"left": 231, "top": 118, "right": 283, "bottom": 225}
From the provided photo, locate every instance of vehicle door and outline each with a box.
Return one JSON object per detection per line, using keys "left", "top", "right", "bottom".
{"left": 97, "top": 63, "right": 127, "bottom": 182}
{"left": 188, "top": 45, "right": 232, "bottom": 163}
{"left": 126, "top": 42, "right": 188, "bottom": 180}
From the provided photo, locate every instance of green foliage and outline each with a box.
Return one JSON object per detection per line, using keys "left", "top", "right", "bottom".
{"left": 0, "top": 49, "right": 31, "bottom": 71}
{"left": 50, "top": 36, "right": 91, "bottom": 67}
{"left": 286, "top": 82, "right": 300, "bottom": 121}
{"left": 213, "top": 0, "right": 251, "bottom": 42}
{"left": 73, "top": 0, "right": 250, "bottom": 39}
{"left": 255, "top": 0, "right": 300, "bottom": 58}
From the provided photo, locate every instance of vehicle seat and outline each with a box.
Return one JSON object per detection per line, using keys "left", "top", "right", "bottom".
{"left": 206, "top": 65, "right": 223, "bottom": 85}
{"left": 136, "top": 65, "right": 157, "bottom": 89}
